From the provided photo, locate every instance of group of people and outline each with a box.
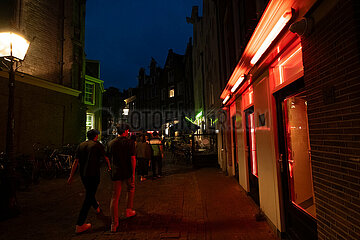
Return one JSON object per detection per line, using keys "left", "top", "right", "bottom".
{"left": 135, "top": 131, "right": 164, "bottom": 182}
{"left": 67, "top": 124, "right": 164, "bottom": 234}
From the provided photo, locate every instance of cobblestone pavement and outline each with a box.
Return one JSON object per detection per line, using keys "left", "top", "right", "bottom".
{"left": 0, "top": 153, "right": 277, "bottom": 240}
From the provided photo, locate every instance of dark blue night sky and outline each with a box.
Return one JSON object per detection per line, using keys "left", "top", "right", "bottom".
{"left": 85, "top": 0, "right": 203, "bottom": 90}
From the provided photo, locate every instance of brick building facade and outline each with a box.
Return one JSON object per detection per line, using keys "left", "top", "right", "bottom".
{"left": 302, "top": 1, "right": 360, "bottom": 239}
{"left": 160, "top": 45, "right": 194, "bottom": 128}
{"left": 136, "top": 59, "right": 162, "bottom": 130}
{"left": 0, "top": 0, "right": 86, "bottom": 154}
{"left": 190, "top": 0, "right": 360, "bottom": 239}
{"left": 135, "top": 42, "right": 194, "bottom": 132}
{"left": 84, "top": 60, "right": 104, "bottom": 140}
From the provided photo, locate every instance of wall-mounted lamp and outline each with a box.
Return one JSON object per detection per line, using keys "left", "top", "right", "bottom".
{"left": 250, "top": 10, "right": 293, "bottom": 66}
{"left": 289, "top": 17, "right": 313, "bottom": 36}
{"left": 222, "top": 94, "right": 230, "bottom": 105}
{"left": 231, "top": 74, "right": 246, "bottom": 93}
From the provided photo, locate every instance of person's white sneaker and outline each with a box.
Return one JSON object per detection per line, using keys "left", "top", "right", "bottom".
{"left": 75, "top": 223, "right": 91, "bottom": 233}
{"left": 125, "top": 208, "right": 136, "bottom": 218}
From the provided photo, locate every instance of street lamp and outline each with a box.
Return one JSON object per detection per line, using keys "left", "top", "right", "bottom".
{"left": 0, "top": 31, "right": 30, "bottom": 217}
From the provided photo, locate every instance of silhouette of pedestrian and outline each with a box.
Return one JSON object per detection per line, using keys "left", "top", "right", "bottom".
{"left": 68, "top": 129, "right": 111, "bottom": 234}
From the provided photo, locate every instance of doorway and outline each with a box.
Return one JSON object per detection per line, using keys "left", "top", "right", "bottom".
{"left": 275, "top": 80, "right": 317, "bottom": 240}
{"left": 232, "top": 116, "right": 239, "bottom": 181}
{"left": 245, "top": 106, "right": 259, "bottom": 205}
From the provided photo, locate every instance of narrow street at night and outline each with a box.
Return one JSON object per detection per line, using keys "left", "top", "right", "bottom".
{"left": 0, "top": 153, "right": 276, "bottom": 240}
{"left": 1, "top": 0, "right": 359, "bottom": 239}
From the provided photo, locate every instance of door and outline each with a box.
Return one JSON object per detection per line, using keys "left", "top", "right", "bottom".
{"left": 232, "top": 116, "right": 239, "bottom": 181}
{"left": 245, "top": 106, "right": 259, "bottom": 205}
{"left": 276, "top": 82, "right": 317, "bottom": 240}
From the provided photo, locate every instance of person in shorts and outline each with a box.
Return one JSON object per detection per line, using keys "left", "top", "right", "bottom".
{"left": 107, "top": 123, "right": 136, "bottom": 232}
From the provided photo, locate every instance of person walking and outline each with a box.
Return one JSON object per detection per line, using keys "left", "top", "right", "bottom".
{"left": 107, "top": 123, "right": 136, "bottom": 233}
{"left": 135, "top": 134, "right": 152, "bottom": 181}
{"left": 67, "top": 129, "right": 111, "bottom": 234}
{"left": 149, "top": 131, "right": 164, "bottom": 179}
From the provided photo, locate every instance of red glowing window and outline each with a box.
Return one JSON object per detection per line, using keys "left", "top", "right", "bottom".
{"left": 283, "top": 95, "right": 316, "bottom": 219}
{"left": 248, "top": 112, "right": 258, "bottom": 177}
{"left": 270, "top": 43, "right": 304, "bottom": 91}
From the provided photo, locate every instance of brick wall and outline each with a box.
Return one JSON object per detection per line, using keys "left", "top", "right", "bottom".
{"left": 20, "top": 0, "right": 80, "bottom": 89}
{"left": 0, "top": 75, "right": 84, "bottom": 154}
{"left": 302, "top": 0, "right": 360, "bottom": 239}
{"left": 0, "top": 0, "right": 86, "bottom": 153}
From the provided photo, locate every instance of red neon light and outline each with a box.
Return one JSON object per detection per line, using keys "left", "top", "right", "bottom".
{"left": 250, "top": 10, "right": 292, "bottom": 66}
{"left": 231, "top": 75, "right": 245, "bottom": 93}
{"left": 222, "top": 94, "right": 230, "bottom": 105}
{"left": 279, "top": 46, "right": 302, "bottom": 84}
{"left": 270, "top": 41, "right": 303, "bottom": 90}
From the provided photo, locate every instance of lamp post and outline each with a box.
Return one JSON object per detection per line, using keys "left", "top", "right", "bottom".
{"left": 0, "top": 31, "right": 30, "bottom": 216}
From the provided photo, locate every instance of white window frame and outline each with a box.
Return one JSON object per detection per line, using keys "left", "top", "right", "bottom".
{"left": 84, "top": 82, "right": 95, "bottom": 105}
{"left": 86, "top": 113, "right": 95, "bottom": 133}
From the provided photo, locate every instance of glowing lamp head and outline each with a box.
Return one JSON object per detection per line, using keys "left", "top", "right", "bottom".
{"left": 0, "top": 32, "right": 30, "bottom": 61}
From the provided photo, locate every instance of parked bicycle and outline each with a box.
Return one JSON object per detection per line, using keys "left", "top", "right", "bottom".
{"left": 50, "top": 146, "right": 75, "bottom": 178}
{"left": 32, "top": 144, "right": 55, "bottom": 180}
{"left": 32, "top": 143, "right": 76, "bottom": 180}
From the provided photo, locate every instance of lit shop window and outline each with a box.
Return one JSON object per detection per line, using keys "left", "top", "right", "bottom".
{"left": 84, "top": 82, "right": 95, "bottom": 105}
{"left": 169, "top": 89, "right": 175, "bottom": 98}
{"left": 123, "top": 108, "right": 129, "bottom": 116}
{"left": 283, "top": 95, "right": 316, "bottom": 218}
{"left": 86, "top": 113, "right": 94, "bottom": 133}
{"left": 249, "top": 112, "right": 258, "bottom": 177}
{"left": 270, "top": 43, "right": 304, "bottom": 90}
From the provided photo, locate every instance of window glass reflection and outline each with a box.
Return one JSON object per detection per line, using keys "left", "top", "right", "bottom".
{"left": 284, "top": 96, "right": 316, "bottom": 218}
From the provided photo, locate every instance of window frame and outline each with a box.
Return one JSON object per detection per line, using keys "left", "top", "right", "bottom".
{"left": 86, "top": 113, "right": 95, "bottom": 133}
{"left": 84, "top": 81, "right": 95, "bottom": 105}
